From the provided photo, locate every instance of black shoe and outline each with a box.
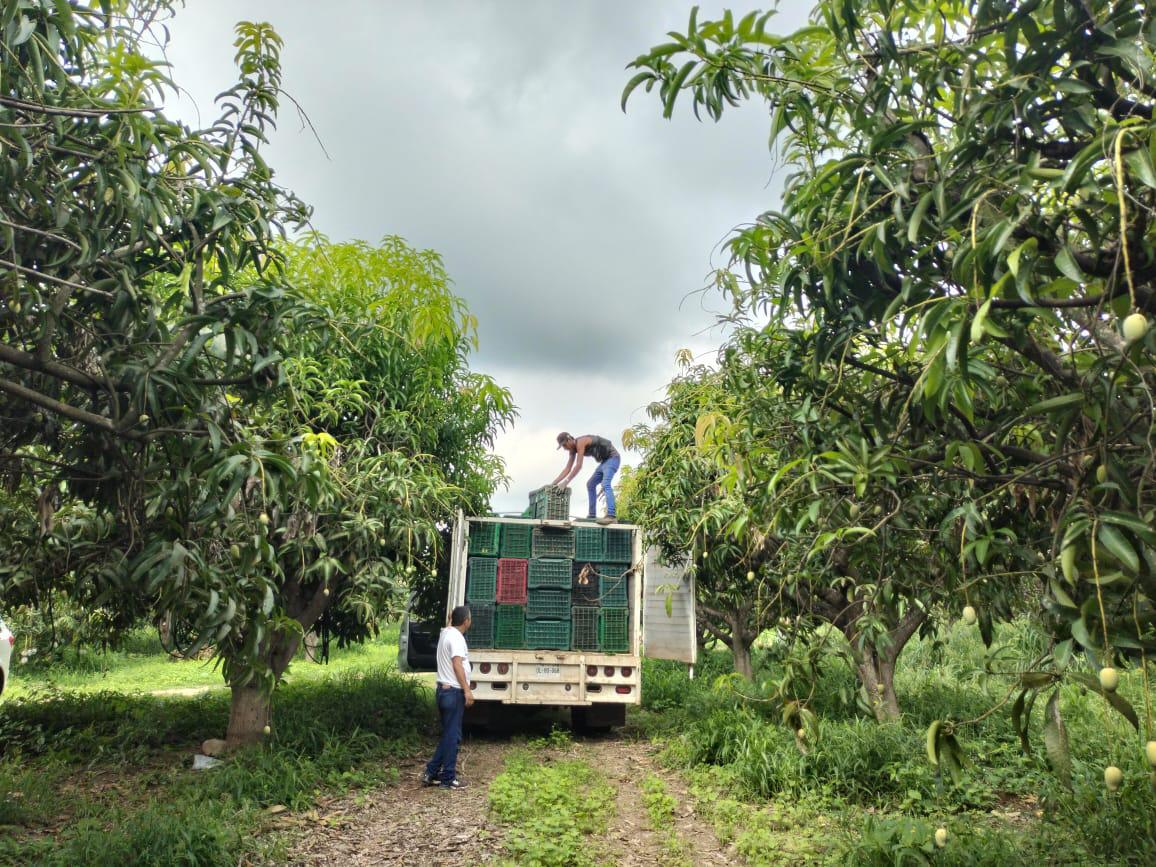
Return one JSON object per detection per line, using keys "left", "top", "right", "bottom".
{"left": 420, "top": 771, "right": 435, "bottom": 786}
{"left": 597, "top": 515, "right": 616, "bottom": 525}
{"left": 441, "top": 778, "right": 468, "bottom": 789}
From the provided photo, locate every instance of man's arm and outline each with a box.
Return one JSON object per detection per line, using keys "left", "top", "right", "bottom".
{"left": 557, "top": 439, "right": 587, "bottom": 485}
{"left": 551, "top": 452, "right": 576, "bottom": 486}
{"left": 452, "top": 655, "right": 474, "bottom": 706}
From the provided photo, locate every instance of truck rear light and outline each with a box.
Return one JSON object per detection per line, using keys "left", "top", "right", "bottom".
{"left": 498, "top": 663, "right": 509, "bottom": 675}
{"left": 586, "top": 684, "right": 602, "bottom": 693}
{"left": 587, "top": 665, "right": 597, "bottom": 676}
{"left": 603, "top": 666, "right": 614, "bottom": 676}
{"left": 5, "top": 634, "right": 12, "bottom": 646}
{"left": 470, "top": 682, "right": 477, "bottom": 690}
{"left": 620, "top": 667, "right": 632, "bottom": 677}
{"left": 480, "top": 663, "right": 491, "bottom": 674}
{"left": 615, "top": 685, "right": 632, "bottom": 695}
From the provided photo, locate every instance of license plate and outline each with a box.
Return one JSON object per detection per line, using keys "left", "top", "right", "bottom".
{"left": 535, "top": 664, "right": 560, "bottom": 676}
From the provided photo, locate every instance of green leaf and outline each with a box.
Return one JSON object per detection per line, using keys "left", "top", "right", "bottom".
{"left": 1055, "top": 246, "right": 1087, "bottom": 282}
{"left": 1067, "top": 672, "right": 1140, "bottom": 729}
{"left": 1011, "top": 689, "right": 1030, "bottom": 755}
{"left": 907, "top": 192, "right": 933, "bottom": 244}
{"left": 1096, "top": 522, "right": 1139, "bottom": 573}
{"left": 1023, "top": 393, "right": 1084, "bottom": 414}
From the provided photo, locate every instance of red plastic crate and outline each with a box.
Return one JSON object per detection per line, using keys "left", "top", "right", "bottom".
{"left": 496, "top": 558, "right": 528, "bottom": 604}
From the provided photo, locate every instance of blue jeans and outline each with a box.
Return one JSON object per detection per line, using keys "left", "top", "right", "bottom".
{"left": 425, "top": 686, "right": 465, "bottom": 783}
{"left": 587, "top": 454, "right": 621, "bottom": 517}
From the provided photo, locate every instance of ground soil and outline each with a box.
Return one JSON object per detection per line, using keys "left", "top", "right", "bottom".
{"left": 285, "top": 717, "right": 734, "bottom": 866}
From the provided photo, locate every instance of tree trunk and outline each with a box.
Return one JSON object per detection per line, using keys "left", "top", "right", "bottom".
{"left": 226, "top": 682, "right": 271, "bottom": 747}
{"left": 856, "top": 649, "right": 901, "bottom": 722}
{"left": 731, "top": 637, "right": 754, "bottom": 680}
{"left": 225, "top": 626, "right": 302, "bottom": 748}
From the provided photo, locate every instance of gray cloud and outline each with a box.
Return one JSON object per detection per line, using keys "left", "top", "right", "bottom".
{"left": 160, "top": 0, "right": 810, "bottom": 510}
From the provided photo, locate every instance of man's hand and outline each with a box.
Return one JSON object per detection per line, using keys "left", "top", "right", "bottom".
{"left": 465, "top": 689, "right": 475, "bottom": 708}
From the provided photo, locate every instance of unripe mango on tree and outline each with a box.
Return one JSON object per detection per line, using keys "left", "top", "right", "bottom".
{"left": 1123, "top": 312, "right": 1149, "bottom": 343}
{"left": 259, "top": 512, "right": 270, "bottom": 526}
{"left": 934, "top": 828, "right": 948, "bottom": 848}
{"left": 1096, "top": 464, "right": 1108, "bottom": 484}
{"left": 746, "top": 570, "right": 755, "bottom": 581}
{"left": 1105, "top": 765, "right": 1123, "bottom": 792}
{"left": 1060, "top": 545, "right": 1078, "bottom": 583}
{"left": 262, "top": 725, "right": 271, "bottom": 736}
{"left": 961, "top": 605, "right": 977, "bottom": 626}
{"left": 1099, "top": 667, "right": 1119, "bottom": 692}
{"left": 1146, "top": 740, "right": 1156, "bottom": 768}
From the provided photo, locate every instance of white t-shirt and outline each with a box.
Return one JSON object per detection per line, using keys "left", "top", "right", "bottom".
{"left": 436, "top": 626, "right": 471, "bottom": 688}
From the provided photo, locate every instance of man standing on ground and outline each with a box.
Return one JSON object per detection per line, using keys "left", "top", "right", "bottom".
{"left": 422, "top": 605, "right": 473, "bottom": 789}
{"left": 552, "top": 432, "right": 621, "bottom": 524}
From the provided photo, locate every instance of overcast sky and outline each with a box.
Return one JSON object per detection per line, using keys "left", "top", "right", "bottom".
{"left": 161, "top": 1, "right": 810, "bottom": 514}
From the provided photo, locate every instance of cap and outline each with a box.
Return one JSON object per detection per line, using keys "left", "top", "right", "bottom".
{"left": 556, "top": 431, "right": 571, "bottom": 449}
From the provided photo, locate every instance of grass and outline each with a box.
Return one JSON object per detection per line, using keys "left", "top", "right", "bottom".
{"left": 640, "top": 774, "right": 693, "bottom": 867}
{"left": 0, "top": 627, "right": 433, "bottom": 865}
{"left": 5, "top": 623, "right": 407, "bottom": 698}
{"left": 636, "top": 619, "right": 1156, "bottom": 865}
{"left": 487, "top": 731, "right": 616, "bottom": 867}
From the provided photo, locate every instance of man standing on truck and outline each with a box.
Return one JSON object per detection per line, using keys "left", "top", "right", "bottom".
{"left": 553, "top": 432, "right": 621, "bottom": 524}
{"left": 421, "top": 605, "right": 474, "bottom": 789}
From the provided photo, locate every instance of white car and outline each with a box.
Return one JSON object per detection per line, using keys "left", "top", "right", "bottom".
{"left": 0, "top": 615, "right": 13, "bottom": 697}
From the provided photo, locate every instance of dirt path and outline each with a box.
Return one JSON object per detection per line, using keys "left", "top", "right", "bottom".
{"left": 286, "top": 728, "right": 733, "bottom": 866}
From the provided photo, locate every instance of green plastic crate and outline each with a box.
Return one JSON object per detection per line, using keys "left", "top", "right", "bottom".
{"left": 469, "top": 603, "right": 495, "bottom": 649}
{"left": 467, "top": 521, "right": 501, "bottom": 556}
{"left": 603, "top": 527, "right": 633, "bottom": 562}
{"left": 529, "top": 485, "right": 571, "bottom": 520}
{"left": 525, "top": 619, "right": 571, "bottom": 650}
{"left": 499, "top": 523, "right": 532, "bottom": 558}
{"left": 599, "top": 607, "right": 629, "bottom": 653}
{"left": 572, "top": 562, "right": 601, "bottom": 606}
{"left": 571, "top": 606, "right": 600, "bottom": 651}
{"left": 599, "top": 572, "right": 628, "bottom": 608}
{"left": 495, "top": 604, "right": 525, "bottom": 649}
{"left": 466, "top": 557, "right": 498, "bottom": 602}
{"left": 532, "top": 526, "right": 576, "bottom": 559}
{"left": 527, "top": 588, "right": 571, "bottom": 620}
{"left": 528, "top": 558, "right": 572, "bottom": 589}
{"left": 574, "top": 526, "right": 605, "bottom": 561}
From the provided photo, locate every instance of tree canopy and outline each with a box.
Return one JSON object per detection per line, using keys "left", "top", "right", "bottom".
{"left": 626, "top": 0, "right": 1156, "bottom": 758}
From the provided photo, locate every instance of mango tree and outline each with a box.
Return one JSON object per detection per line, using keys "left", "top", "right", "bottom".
{"left": 625, "top": 0, "right": 1152, "bottom": 753}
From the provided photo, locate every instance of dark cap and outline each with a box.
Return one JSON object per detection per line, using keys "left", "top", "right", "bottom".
{"left": 556, "top": 431, "right": 571, "bottom": 450}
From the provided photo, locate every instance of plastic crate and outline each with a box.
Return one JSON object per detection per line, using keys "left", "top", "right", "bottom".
{"left": 603, "top": 527, "right": 633, "bottom": 562}
{"left": 495, "top": 604, "right": 526, "bottom": 649}
{"left": 525, "top": 619, "right": 571, "bottom": 650}
{"left": 466, "top": 557, "right": 498, "bottom": 602}
{"left": 527, "top": 588, "right": 571, "bottom": 620}
{"left": 574, "top": 526, "right": 605, "bottom": 561}
{"left": 532, "top": 526, "right": 576, "bottom": 559}
{"left": 469, "top": 603, "right": 495, "bottom": 649}
{"left": 529, "top": 485, "right": 571, "bottom": 520}
{"left": 528, "top": 558, "right": 573, "bottom": 589}
{"left": 496, "top": 558, "right": 528, "bottom": 604}
{"left": 467, "top": 520, "right": 501, "bottom": 556}
{"left": 599, "top": 572, "right": 628, "bottom": 608}
{"left": 571, "top": 606, "right": 600, "bottom": 651}
{"left": 572, "top": 562, "right": 601, "bottom": 606}
{"left": 599, "top": 607, "right": 629, "bottom": 653}
{"left": 499, "top": 523, "right": 532, "bottom": 558}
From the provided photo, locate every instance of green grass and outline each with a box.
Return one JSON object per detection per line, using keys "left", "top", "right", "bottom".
{"left": 487, "top": 734, "right": 616, "bottom": 867}
{"left": 0, "top": 627, "right": 435, "bottom": 865}
{"left": 5, "top": 623, "right": 406, "bottom": 698}
{"left": 636, "top": 619, "right": 1156, "bottom": 865}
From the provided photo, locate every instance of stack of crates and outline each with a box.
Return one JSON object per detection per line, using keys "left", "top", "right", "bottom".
{"left": 465, "top": 515, "right": 632, "bottom": 653}
{"left": 525, "top": 523, "right": 574, "bottom": 649}
{"left": 569, "top": 525, "right": 633, "bottom": 654}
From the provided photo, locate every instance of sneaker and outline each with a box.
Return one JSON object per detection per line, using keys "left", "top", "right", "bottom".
{"left": 441, "top": 778, "right": 468, "bottom": 789}
{"left": 596, "top": 515, "right": 616, "bottom": 525}
{"left": 420, "top": 771, "right": 435, "bottom": 787}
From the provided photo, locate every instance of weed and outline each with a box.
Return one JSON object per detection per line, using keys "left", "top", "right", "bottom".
{"left": 488, "top": 751, "right": 615, "bottom": 866}
{"left": 640, "top": 774, "right": 692, "bottom": 866}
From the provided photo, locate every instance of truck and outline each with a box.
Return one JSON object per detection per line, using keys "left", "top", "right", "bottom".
{"left": 399, "top": 510, "right": 696, "bottom": 729}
